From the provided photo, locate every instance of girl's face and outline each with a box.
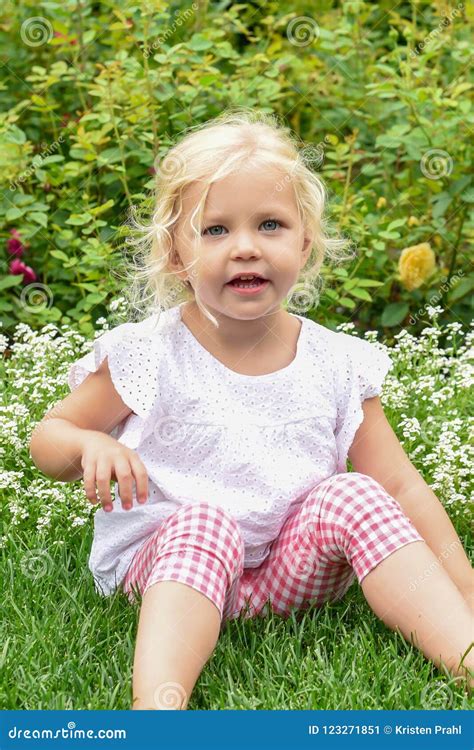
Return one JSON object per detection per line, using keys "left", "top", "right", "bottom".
{"left": 172, "top": 167, "right": 313, "bottom": 319}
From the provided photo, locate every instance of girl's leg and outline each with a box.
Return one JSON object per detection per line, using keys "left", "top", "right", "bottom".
{"left": 132, "top": 580, "right": 221, "bottom": 710}
{"left": 361, "top": 541, "right": 474, "bottom": 688}
{"left": 230, "top": 472, "right": 473, "bottom": 690}
{"left": 123, "top": 502, "right": 245, "bottom": 710}
{"left": 314, "top": 472, "right": 473, "bottom": 688}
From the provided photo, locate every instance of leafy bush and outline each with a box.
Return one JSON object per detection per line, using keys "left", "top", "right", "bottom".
{"left": 0, "top": 0, "right": 472, "bottom": 341}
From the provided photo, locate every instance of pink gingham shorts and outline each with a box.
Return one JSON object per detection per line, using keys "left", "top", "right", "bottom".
{"left": 122, "top": 472, "right": 424, "bottom": 629}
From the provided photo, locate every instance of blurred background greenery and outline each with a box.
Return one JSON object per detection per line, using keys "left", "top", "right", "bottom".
{"left": 1, "top": 0, "right": 472, "bottom": 340}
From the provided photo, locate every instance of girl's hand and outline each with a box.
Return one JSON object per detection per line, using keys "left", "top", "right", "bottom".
{"left": 80, "top": 431, "right": 148, "bottom": 512}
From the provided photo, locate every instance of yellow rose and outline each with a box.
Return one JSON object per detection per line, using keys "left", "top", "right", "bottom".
{"left": 398, "top": 242, "right": 437, "bottom": 291}
{"left": 407, "top": 215, "right": 420, "bottom": 227}
{"left": 376, "top": 196, "right": 387, "bottom": 209}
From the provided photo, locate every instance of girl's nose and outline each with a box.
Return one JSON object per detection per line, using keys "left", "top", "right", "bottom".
{"left": 231, "top": 231, "right": 261, "bottom": 257}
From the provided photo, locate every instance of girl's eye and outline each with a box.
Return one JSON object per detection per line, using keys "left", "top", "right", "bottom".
{"left": 204, "top": 225, "right": 225, "bottom": 236}
{"left": 261, "top": 218, "right": 281, "bottom": 231}
{"left": 202, "top": 218, "right": 282, "bottom": 236}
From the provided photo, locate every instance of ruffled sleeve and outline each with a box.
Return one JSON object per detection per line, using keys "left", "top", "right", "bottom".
{"left": 333, "top": 331, "right": 393, "bottom": 473}
{"left": 67, "top": 318, "right": 161, "bottom": 424}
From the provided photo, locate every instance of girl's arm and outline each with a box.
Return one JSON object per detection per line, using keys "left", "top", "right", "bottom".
{"left": 348, "top": 396, "right": 473, "bottom": 602}
{"left": 30, "top": 418, "right": 98, "bottom": 482}
{"left": 29, "top": 357, "right": 133, "bottom": 482}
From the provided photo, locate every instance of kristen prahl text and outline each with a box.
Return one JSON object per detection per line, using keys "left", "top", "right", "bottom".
{"left": 307, "top": 724, "right": 462, "bottom": 735}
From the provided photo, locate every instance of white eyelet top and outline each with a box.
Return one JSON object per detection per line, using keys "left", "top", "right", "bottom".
{"left": 68, "top": 301, "right": 393, "bottom": 596}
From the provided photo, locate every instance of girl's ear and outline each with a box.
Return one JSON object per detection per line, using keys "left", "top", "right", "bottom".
{"left": 165, "top": 245, "right": 188, "bottom": 285}
{"left": 301, "top": 231, "right": 314, "bottom": 263}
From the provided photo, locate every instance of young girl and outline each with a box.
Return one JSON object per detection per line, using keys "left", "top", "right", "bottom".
{"left": 29, "top": 109, "right": 473, "bottom": 710}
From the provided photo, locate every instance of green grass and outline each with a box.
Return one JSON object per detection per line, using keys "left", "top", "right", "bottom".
{"left": 1, "top": 314, "right": 473, "bottom": 710}
{"left": 1, "top": 520, "right": 472, "bottom": 710}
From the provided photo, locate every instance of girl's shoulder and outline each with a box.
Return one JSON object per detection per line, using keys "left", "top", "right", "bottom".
{"left": 303, "top": 316, "right": 382, "bottom": 363}
{"left": 303, "top": 316, "right": 394, "bottom": 394}
{"left": 67, "top": 305, "right": 181, "bottom": 420}
{"left": 107, "top": 305, "right": 181, "bottom": 341}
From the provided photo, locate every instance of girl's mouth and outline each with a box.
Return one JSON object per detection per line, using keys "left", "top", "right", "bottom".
{"left": 226, "top": 278, "right": 270, "bottom": 296}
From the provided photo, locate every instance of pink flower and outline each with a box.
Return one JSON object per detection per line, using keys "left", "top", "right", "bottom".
{"left": 6, "top": 229, "right": 30, "bottom": 257}
{"left": 7, "top": 238, "right": 24, "bottom": 257}
{"left": 9, "top": 259, "right": 37, "bottom": 283}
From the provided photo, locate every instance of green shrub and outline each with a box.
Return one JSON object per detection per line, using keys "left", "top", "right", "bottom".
{"left": 1, "top": 0, "right": 472, "bottom": 340}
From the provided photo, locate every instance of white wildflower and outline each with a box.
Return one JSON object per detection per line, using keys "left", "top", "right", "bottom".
{"left": 426, "top": 305, "right": 443, "bottom": 319}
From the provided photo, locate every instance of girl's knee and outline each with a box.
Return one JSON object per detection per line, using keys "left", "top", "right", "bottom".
{"left": 309, "top": 471, "right": 396, "bottom": 518}
{"left": 294, "top": 472, "right": 422, "bottom": 579}
{"left": 302, "top": 471, "right": 409, "bottom": 545}
{"left": 170, "top": 500, "right": 243, "bottom": 543}
{"left": 158, "top": 501, "right": 245, "bottom": 580}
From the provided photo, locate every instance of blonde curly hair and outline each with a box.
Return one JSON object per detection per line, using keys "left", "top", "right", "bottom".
{"left": 115, "top": 106, "right": 354, "bottom": 329}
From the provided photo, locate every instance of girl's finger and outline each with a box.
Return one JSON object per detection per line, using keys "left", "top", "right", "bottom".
{"left": 129, "top": 455, "right": 149, "bottom": 504}
{"left": 82, "top": 460, "right": 100, "bottom": 505}
{"left": 113, "top": 455, "right": 135, "bottom": 510}
{"left": 95, "top": 457, "right": 114, "bottom": 511}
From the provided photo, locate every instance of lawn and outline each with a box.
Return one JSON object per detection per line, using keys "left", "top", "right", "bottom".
{"left": 1, "top": 306, "right": 472, "bottom": 709}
